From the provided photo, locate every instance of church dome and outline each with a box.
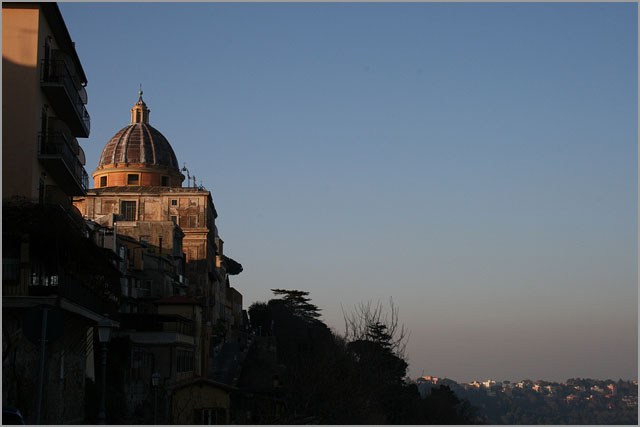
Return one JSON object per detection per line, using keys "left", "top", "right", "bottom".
{"left": 98, "top": 122, "right": 180, "bottom": 170}
{"left": 93, "top": 92, "right": 185, "bottom": 188}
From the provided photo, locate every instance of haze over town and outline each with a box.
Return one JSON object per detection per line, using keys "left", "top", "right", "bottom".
{"left": 59, "top": 2, "right": 637, "bottom": 383}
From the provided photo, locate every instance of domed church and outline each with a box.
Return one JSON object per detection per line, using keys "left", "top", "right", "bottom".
{"left": 73, "top": 93, "right": 243, "bottom": 337}
{"left": 93, "top": 91, "right": 184, "bottom": 188}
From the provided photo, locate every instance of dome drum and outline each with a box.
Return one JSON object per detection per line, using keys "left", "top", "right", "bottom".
{"left": 93, "top": 165, "right": 184, "bottom": 188}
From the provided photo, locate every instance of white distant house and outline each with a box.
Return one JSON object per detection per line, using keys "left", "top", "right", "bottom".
{"left": 417, "top": 376, "right": 440, "bottom": 384}
{"left": 482, "top": 380, "right": 497, "bottom": 389}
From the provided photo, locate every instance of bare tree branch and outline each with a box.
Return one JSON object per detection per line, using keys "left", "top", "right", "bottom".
{"left": 342, "top": 297, "right": 409, "bottom": 360}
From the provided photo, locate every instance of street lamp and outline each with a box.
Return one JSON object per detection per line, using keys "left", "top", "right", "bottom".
{"left": 151, "top": 372, "right": 162, "bottom": 425}
{"left": 97, "top": 315, "right": 114, "bottom": 425}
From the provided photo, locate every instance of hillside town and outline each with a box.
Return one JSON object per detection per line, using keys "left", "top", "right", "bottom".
{"left": 416, "top": 376, "right": 638, "bottom": 424}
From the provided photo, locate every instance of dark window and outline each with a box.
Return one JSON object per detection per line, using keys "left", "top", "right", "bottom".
{"left": 3, "top": 258, "right": 20, "bottom": 283}
{"left": 121, "top": 201, "right": 136, "bottom": 221}
{"left": 177, "top": 349, "right": 194, "bottom": 373}
{"left": 171, "top": 199, "right": 177, "bottom": 206}
{"left": 38, "top": 178, "right": 45, "bottom": 204}
{"left": 161, "top": 176, "right": 169, "bottom": 186}
{"left": 171, "top": 215, "right": 177, "bottom": 223}
{"left": 43, "top": 37, "right": 51, "bottom": 79}
{"left": 131, "top": 346, "right": 154, "bottom": 380}
{"left": 40, "top": 106, "right": 48, "bottom": 147}
{"left": 100, "top": 176, "right": 107, "bottom": 187}
{"left": 127, "top": 174, "right": 139, "bottom": 185}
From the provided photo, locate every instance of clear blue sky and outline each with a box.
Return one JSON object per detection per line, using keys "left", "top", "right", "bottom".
{"left": 60, "top": 2, "right": 637, "bottom": 383}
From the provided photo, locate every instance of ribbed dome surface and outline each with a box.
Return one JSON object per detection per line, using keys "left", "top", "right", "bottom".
{"left": 98, "top": 123, "right": 180, "bottom": 170}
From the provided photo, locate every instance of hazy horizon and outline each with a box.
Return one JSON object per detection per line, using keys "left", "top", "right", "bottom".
{"left": 60, "top": 2, "right": 637, "bottom": 383}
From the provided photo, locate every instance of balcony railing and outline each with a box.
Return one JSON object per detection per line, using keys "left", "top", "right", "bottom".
{"left": 119, "top": 313, "right": 195, "bottom": 336}
{"left": 27, "top": 275, "right": 119, "bottom": 315}
{"left": 38, "top": 132, "right": 89, "bottom": 194}
{"left": 40, "top": 59, "right": 90, "bottom": 137}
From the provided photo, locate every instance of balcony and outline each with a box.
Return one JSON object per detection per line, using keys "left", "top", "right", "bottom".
{"left": 117, "top": 313, "right": 196, "bottom": 345}
{"left": 38, "top": 132, "right": 89, "bottom": 195}
{"left": 40, "top": 59, "right": 90, "bottom": 137}
{"left": 3, "top": 274, "right": 119, "bottom": 316}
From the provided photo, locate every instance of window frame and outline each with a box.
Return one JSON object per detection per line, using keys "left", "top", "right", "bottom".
{"left": 127, "top": 173, "right": 140, "bottom": 186}
{"left": 120, "top": 200, "right": 137, "bottom": 221}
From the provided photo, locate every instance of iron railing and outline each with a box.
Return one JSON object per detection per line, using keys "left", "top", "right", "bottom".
{"left": 38, "top": 132, "right": 89, "bottom": 192}
{"left": 40, "top": 59, "right": 90, "bottom": 134}
{"left": 28, "top": 274, "right": 119, "bottom": 315}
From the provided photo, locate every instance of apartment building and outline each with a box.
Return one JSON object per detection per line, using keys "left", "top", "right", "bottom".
{"left": 2, "top": 3, "right": 119, "bottom": 424}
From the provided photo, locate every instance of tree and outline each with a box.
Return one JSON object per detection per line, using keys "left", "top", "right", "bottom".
{"left": 348, "top": 321, "right": 408, "bottom": 385}
{"left": 342, "top": 298, "right": 408, "bottom": 359}
{"left": 341, "top": 300, "right": 418, "bottom": 423}
{"left": 270, "top": 289, "right": 321, "bottom": 322}
{"left": 421, "top": 385, "right": 479, "bottom": 424}
{"left": 248, "top": 302, "right": 271, "bottom": 336}
{"left": 242, "top": 293, "right": 481, "bottom": 424}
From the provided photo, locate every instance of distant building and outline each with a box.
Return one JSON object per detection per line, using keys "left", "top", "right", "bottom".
{"left": 482, "top": 380, "right": 497, "bottom": 389}
{"left": 418, "top": 376, "right": 440, "bottom": 384}
{"left": 565, "top": 394, "right": 581, "bottom": 404}
{"left": 416, "top": 376, "right": 443, "bottom": 397}
{"left": 621, "top": 395, "right": 638, "bottom": 408}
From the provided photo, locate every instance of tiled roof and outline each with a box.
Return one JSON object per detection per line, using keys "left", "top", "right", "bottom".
{"left": 98, "top": 123, "right": 180, "bottom": 170}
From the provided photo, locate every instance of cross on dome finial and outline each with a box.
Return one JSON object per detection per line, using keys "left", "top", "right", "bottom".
{"left": 139, "top": 83, "right": 143, "bottom": 96}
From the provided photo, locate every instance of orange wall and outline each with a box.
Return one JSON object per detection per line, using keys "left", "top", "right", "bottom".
{"left": 93, "top": 167, "right": 183, "bottom": 188}
{"left": 2, "top": 4, "right": 88, "bottom": 202}
{"left": 3, "top": 5, "right": 42, "bottom": 200}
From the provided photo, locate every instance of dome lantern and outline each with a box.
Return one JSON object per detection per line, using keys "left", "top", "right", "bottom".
{"left": 131, "top": 87, "right": 150, "bottom": 124}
